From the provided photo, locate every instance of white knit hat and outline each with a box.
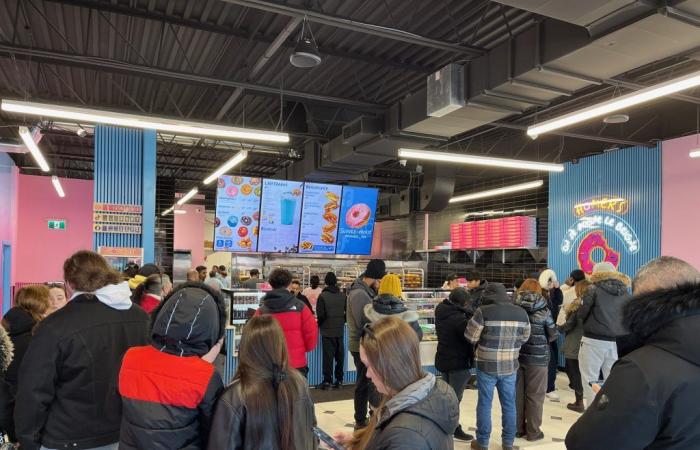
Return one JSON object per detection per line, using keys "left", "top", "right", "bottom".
{"left": 539, "top": 269, "right": 558, "bottom": 289}
{"left": 593, "top": 262, "right": 617, "bottom": 274}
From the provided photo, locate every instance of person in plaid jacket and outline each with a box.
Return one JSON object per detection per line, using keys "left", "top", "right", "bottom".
{"left": 465, "top": 282, "right": 531, "bottom": 450}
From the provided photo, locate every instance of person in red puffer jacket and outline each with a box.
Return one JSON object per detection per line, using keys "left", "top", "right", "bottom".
{"left": 255, "top": 268, "right": 318, "bottom": 378}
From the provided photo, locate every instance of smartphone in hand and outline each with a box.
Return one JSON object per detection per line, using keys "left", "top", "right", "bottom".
{"left": 313, "top": 427, "right": 345, "bottom": 450}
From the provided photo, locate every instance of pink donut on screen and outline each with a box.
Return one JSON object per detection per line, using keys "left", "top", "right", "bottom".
{"left": 577, "top": 231, "right": 620, "bottom": 274}
{"left": 346, "top": 203, "right": 371, "bottom": 229}
{"left": 226, "top": 186, "right": 239, "bottom": 197}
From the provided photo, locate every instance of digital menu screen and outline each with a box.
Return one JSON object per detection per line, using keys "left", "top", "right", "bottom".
{"left": 298, "top": 183, "right": 343, "bottom": 254}
{"left": 335, "top": 186, "right": 379, "bottom": 255}
{"left": 213, "top": 176, "right": 262, "bottom": 252}
{"left": 257, "top": 179, "right": 304, "bottom": 253}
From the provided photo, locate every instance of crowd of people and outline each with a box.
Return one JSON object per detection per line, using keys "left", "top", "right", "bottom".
{"left": 0, "top": 251, "right": 698, "bottom": 449}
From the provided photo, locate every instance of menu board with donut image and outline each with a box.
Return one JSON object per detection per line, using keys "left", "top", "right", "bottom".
{"left": 298, "top": 183, "right": 343, "bottom": 254}
{"left": 213, "top": 176, "right": 262, "bottom": 252}
{"left": 257, "top": 179, "right": 304, "bottom": 253}
{"left": 335, "top": 186, "right": 379, "bottom": 255}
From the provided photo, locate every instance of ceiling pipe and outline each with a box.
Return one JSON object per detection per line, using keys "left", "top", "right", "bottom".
{"left": 221, "top": 0, "right": 485, "bottom": 56}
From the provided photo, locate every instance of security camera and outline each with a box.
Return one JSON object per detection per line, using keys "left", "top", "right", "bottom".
{"left": 399, "top": 159, "right": 407, "bottom": 167}
{"left": 76, "top": 128, "right": 87, "bottom": 138}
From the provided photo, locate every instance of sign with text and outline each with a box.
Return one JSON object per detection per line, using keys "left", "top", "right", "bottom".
{"left": 258, "top": 179, "right": 304, "bottom": 253}
{"left": 93, "top": 223, "right": 142, "bottom": 234}
{"left": 93, "top": 212, "right": 142, "bottom": 224}
{"left": 299, "top": 183, "right": 343, "bottom": 254}
{"left": 213, "top": 176, "right": 263, "bottom": 252}
{"left": 98, "top": 246, "right": 144, "bottom": 258}
{"left": 47, "top": 219, "right": 66, "bottom": 230}
{"left": 93, "top": 203, "right": 142, "bottom": 213}
{"left": 336, "top": 186, "right": 379, "bottom": 255}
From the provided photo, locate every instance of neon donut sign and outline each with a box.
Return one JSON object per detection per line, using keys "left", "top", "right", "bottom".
{"left": 573, "top": 196, "right": 629, "bottom": 217}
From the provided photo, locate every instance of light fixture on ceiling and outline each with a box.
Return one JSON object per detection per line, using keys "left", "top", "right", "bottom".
{"left": 51, "top": 175, "right": 65, "bottom": 198}
{"left": 464, "top": 208, "right": 536, "bottom": 218}
{"left": 290, "top": 18, "right": 321, "bottom": 68}
{"left": 527, "top": 70, "right": 700, "bottom": 138}
{"left": 176, "top": 188, "right": 199, "bottom": 206}
{"left": 2, "top": 100, "right": 290, "bottom": 144}
{"left": 690, "top": 149, "right": 700, "bottom": 158}
{"left": 173, "top": 209, "right": 187, "bottom": 215}
{"left": 203, "top": 150, "right": 249, "bottom": 184}
{"left": 398, "top": 148, "right": 564, "bottom": 172}
{"left": 161, "top": 207, "right": 174, "bottom": 216}
{"left": 450, "top": 180, "right": 544, "bottom": 204}
{"left": 18, "top": 126, "right": 50, "bottom": 172}
{"left": 603, "top": 114, "right": 629, "bottom": 124}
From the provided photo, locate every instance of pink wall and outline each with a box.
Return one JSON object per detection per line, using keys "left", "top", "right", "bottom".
{"left": 15, "top": 175, "right": 94, "bottom": 283}
{"left": 174, "top": 204, "right": 206, "bottom": 267}
{"left": 662, "top": 135, "right": 700, "bottom": 270}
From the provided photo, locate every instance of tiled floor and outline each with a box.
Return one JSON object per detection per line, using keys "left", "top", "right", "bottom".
{"left": 315, "top": 373, "right": 577, "bottom": 450}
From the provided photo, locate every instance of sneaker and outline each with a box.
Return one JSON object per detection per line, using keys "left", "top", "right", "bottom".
{"left": 546, "top": 391, "right": 560, "bottom": 400}
{"left": 470, "top": 441, "right": 487, "bottom": 450}
{"left": 454, "top": 426, "right": 474, "bottom": 441}
{"left": 317, "top": 382, "right": 331, "bottom": 390}
{"left": 526, "top": 431, "right": 545, "bottom": 442}
{"left": 515, "top": 431, "right": 526, "bottom": 438}
{"left": 332, "top": 381, "right": 342, "bottom": 389}
{"left": 567, "top": 401, "right": 585, "bottom": 413}
{"left": 354, "top": 419, "right": 368, "bottom": 430}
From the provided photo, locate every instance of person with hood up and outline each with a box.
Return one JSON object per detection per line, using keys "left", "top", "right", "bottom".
{"left": 335, "top": 316, "right": 459, "bottom": 450}
{"left": 434, "top": 287, "right": 475, "bottom": 442}
{"left": 513, "top": 280, "right": 558, "bottom": 442}
{"left": 0, "top": 286, "right": 50, "bottom": 442}
{"left": 316, "top": 272, "right": 347, "bottom": 390}
{"left": 364, "top": 274, "right": 423, "bottom": 340}
{"left": 118, "top": 283, "right": 225, "bottom": 449}
{"left": 576, "top": 261, "right": 631, "bottom": 408}
{"left": 347, "top": 259, "right": 386, "bottom": 429}
{"left": 15, "top": 250, "right": 149, "bottom": 450}
{"left": 566, "top": 256, "right": 700, "bottom": 449}
{"left": 465, "top": 282, "right": 531, "bottom": 450}
{"left": 254, "top": 268, "right": 318, "bottom": 378}
{"left": 0, "top": 313, "right": 14, "bottom": 442}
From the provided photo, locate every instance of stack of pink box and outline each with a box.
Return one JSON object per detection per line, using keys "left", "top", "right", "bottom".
{"left": 449, "top": 216, "right": 537, "bottom": 250}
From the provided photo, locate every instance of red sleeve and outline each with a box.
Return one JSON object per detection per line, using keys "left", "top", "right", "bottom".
{"left": 141, "top": 296, "right": 160, "bottom": 314}
{"left": 301, "top": 306, "right": 319, "bottom": 353}
{"left": 254, "top": 308, "right": 261, "bottom": 316}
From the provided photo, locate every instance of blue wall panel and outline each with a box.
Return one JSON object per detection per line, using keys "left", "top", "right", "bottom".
{"left": 548, "top": 145, "right": 661, "bottom": 281}
{"left": 93, "top": 126, "right": 156, "bottom": 258}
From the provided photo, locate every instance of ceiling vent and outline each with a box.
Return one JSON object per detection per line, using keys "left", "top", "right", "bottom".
{"left": 427, "top": 64, "right": 465, "bottom": 118}
{"left": 342, "top": 116, "right": 382, "bottom": 146}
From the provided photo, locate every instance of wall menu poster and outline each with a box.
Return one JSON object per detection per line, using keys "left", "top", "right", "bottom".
{"left": 213, "top": 176, "right": 262, "bottom": 252}
{"left": 257, "top": 179, "right": 304, "bottom": 253}
{"left": 336, "top": 186, "right": 379, "bottom": 255}
{"left": 298, "top": 183, "right": 343, "bottom": 254}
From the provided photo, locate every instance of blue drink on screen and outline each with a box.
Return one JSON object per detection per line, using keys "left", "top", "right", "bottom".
{"left": 281, "top": 196, "right": 296, "bottom": 225}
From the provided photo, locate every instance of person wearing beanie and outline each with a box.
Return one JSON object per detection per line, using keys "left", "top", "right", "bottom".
{"left": 127, "top": 263, "right": 162, "bottom": 290}
{"left": 576, "top": 261, "right": 631, "bottom": 408}
{"left": 434, "top": 287, "right": 476, "bottom": 442}
{"left": 538, "top": 269, "right": 564, "bottom": 399}
{"left": 364, "top": 274, "right": 423, "bottom": 340}
{"left": 118, "top": 283, "right": 225, "bottom": 449}
{"left": 316, "top": 272, "right": 347, "bottom": 390}
{"left": 347, "top": 258, "right": 386, "bottom": 429}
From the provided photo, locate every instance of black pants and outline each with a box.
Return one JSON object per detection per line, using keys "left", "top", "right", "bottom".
{"left": 547, "top": 340, "right": 559, "bottom": 392}
{"left": 565, "top": 358, "right": 583, "bottom": 396}
{"left": 443, "top": 369, "right": 470, "bottom": 404}
{"left": 352, "top": 351, "right": 377, "bottom": 423}
{"left": 322, "top": 336, "right": 344, "bottom": 384}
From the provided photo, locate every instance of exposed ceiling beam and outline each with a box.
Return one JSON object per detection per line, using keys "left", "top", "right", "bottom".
{"left": 0, "top": 43, "right": 386, "bottom": 112}
{"left": 41, "top": 0, "right": 433, "bottom": 73}
{"left": 221, "top": 0, "right": 485, "bottom": 56}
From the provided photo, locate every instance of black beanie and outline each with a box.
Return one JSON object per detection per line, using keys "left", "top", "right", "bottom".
{"left": 449, "top": 287, "right": 470, "bottom": 307}
{"left": 570, "top": 269, "right": 586, "bottom": 282}
{"left": 325, "top": 272, "right": 338, "bottom": 287}
{"left": 139, "top": 263, "right": 161, "bottom": 277}
{"left": 363, "top": 259, "right": 386, "bottom": 280}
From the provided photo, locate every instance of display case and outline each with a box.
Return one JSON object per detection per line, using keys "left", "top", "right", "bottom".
{"left": 400, "top": 268, "right": 424, "bottom": 289}
{"left": 402, "top": 288, "right": 450, "bottom": 342}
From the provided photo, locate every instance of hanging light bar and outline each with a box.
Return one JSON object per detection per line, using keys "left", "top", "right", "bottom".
{"left": 689, "top": 149, "right": 700, "bottom": 158}
{"left": 161, "top": 207, "right": 174, "bottom": 216}
{"left": 527, "top": 70, "right": 700, "bottom": 138}
{"left": 176, "top": 188, "right": 199, "bottom": 206}
{"left": 398, "top": 148, "right": 564, "bottom": 172}
{"left": 450, "top": 180, "right": 544, "bottom": 204}
{"left": 173, "top": 209, "right": 187, "bottom": 215}
{"left": 2, "top": 100, "right": 290, "bottom": 144}
{"left": 51, "top": 175, "right": 65, "bottom": 198}
{"left": 18, "top": 126, "right": 50, "bottom": 172}
{"left": 203, "top": 150, "right": 249, "bottom": 184}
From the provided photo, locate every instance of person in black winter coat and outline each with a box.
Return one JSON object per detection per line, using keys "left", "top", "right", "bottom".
{"left": 434, "top": 287, "right": 475, "bottom": 441}
{"left": 514, "top": 280, "right": 558, "bottom": 442}
{"left": 0, "top": 325, "right": 14, "bottom": 441}
{"left": 567, "top": 256, "right": 700, "bottom": 450}
{"left": 364, "top": 274, "right": 423, "bottom": 340}
{"left": 316, "top": 272, "right": 347, "bottom": 390}
{"left": 14, "top": 251, "right": 149, "bottom": 450}
{"left": 118, "top": 283, "right": 225, "bottom": 449}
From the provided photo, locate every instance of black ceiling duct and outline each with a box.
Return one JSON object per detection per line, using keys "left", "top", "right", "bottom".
{"left": 419, "top": 163, "right": 456, "bottom": 213}
{"left": 290, "top": 19, "right": 321, "bottom": 68}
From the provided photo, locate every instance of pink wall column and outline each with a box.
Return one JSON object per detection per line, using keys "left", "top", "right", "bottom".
{"left": 174, "top": 204, "right": 206, "bottom": 267}
{"left": 662, "top": 134, "right": 700, "bottom": 270}
{"left": 14, "top": 175, "right": 94, "bottom": 283}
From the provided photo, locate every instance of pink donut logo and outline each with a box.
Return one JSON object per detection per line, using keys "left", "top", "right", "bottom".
{"left": 577, "top": 231, "right": 620, "bottom": 274}
{"left": 345, "top": 203, "right": 372, "bottom": 229}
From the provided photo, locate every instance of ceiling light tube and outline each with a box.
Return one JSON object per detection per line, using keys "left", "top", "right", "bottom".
{"left": 176, "top": 188, "right": 198, "bottom": 206}
{"left": 161, "top": 207, "right": 174, "bottom": 216}
{"left": 51, "top": 175, "right": 65, "bottom": 198}
{"left": 450, "top": 180, "right": 544, "bottom": 204}
{"left": 3, "top": 100, "right": 290, "bottom": 144}
{"left": 398, "top": 148, "right": 564, "bottom": 172}
{"left": 690, "top": 149, "right": 700, "bottom": 158}
{"left": 203, "top": 150, "right": 249, "bottom": 184}
{"left": 18, "top": 126, "right": 50, "bottom": 172}
{"left": 527, "top": 70, "right": 700, "bottom": 138}
{"left": 173, "top": 209, "right": 187, "bottom": 215}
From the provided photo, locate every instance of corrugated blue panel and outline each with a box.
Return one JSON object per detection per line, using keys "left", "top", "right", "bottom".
{"left": 93, "top": 126, "right": 156, "bottom": 253}
{"left": 549, "top": 146, "right": 661, "bottom": 365}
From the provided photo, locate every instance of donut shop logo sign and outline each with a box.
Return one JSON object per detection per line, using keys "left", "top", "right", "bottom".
{"left": 573, "top": 196, "right": 629, "bottom": 217}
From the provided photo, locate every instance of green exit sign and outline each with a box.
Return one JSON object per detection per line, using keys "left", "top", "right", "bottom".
{"left": 48, "top": 219, "right": 66, "bottom": 230}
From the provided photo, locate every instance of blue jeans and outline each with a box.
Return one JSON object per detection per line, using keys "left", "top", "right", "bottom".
{"left": 476, "top": 368, "right": 517, "bottom": 447}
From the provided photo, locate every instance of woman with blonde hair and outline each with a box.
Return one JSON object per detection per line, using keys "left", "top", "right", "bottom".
{"left": 559, "top": 279, "right": 591, "bottom": 412}
{"left": 336, "top": 316, "right": 458, "bottom": 449}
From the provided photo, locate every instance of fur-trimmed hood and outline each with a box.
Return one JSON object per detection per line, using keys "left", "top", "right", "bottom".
{"left": 365, "top": 295, "right": 419, "bottom": 323}
{"left": 624, "top": 283, "right": 700, "bottom": 366}
{"left": 0, "top": 325, "right": 13, "bottom": 372}
{"left": 564, "top": 297, "right": 582, "bottom": 315}
{"left": 591, "top": 271, "right": 631, "bottom": 296}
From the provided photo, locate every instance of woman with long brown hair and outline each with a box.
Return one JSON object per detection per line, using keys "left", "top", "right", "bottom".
{"left": 336, "top": 316, "right": 458, "bottom": 450}
{"left": 207, "top": 315, "right": 318, "bottom": 450}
